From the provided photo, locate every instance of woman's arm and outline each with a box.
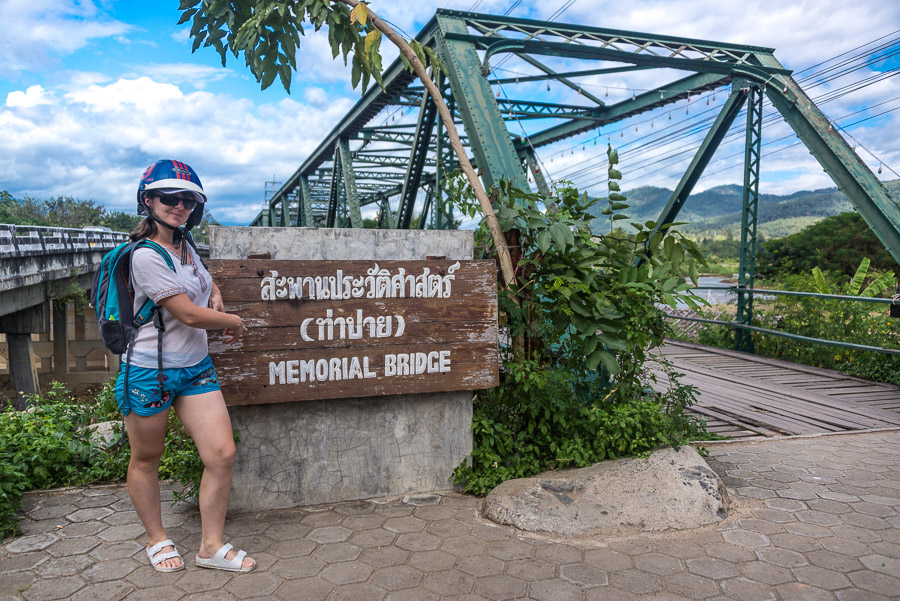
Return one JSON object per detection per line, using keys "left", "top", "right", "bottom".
{"left": 157, "top": 293, "right": 246, "bottom": 342}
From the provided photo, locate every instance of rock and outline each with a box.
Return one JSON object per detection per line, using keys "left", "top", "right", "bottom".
{"left": 482, "top": 446, "right": 729, "bottom": 537}
{"left": 78, "top": 421, "right": 121, "bottom": 447}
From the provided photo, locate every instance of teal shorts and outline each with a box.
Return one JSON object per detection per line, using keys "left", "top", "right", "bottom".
{"left": 115, "top": 356, "right": 220, "bottom": 416}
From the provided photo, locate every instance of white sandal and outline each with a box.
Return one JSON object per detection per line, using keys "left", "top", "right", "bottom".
{"left": 146, "top": 539, "right": 184, "bottom": 572}
{"left": 195, "top": 543, "right": 256, "bottom": 573}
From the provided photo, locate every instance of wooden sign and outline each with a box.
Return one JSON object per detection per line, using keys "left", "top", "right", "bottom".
{"left": 207, "top": 259, "right": 499, "bottom": 405}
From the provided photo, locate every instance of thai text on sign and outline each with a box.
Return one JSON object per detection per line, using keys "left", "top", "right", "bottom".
{"left": 206, "top": 259, "right": 499, "bottom": 405}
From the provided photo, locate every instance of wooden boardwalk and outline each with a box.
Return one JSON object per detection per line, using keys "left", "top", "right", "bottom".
{"left": 651, "top": 340, "right": 900, "bottom": 439}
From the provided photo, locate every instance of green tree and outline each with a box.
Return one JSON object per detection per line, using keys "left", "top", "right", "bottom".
{"left": 759, "top": 212, "right": 898, "bottom": 278}
{"left": 100, "top": 211, "right": 143, "bottom": 233}
{"left": 42, "top": 196, "right": 105, "bottom": 228}
{"left": 178, "top": 0, "right": 517, "bottom": 292}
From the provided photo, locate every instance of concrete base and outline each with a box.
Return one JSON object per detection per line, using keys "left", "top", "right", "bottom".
{"left": 229, "top": 391, "right": 472, "bottom": 512}
{"left": 482, "top": 446, "right": 729, "bottom": 537}
{"left": 211, "top": 227, "right": 477, "bottom": 512}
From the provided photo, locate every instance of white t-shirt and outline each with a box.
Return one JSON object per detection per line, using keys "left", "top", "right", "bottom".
{"left": 126, "top": 242, "right": 212, "bottom": 369}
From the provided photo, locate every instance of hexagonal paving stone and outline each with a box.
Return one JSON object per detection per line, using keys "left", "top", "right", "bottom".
{"left": 45, "top": 535, "right": 102, "bottom": 557}
{"left": 300, "top": 511, "right": 344, "bottom": 528}
{"left": 20, "top": 575, "right": 86, "bottom": 601}
{"left": 36, "top": 555, "right": 94, "bottom": 578}
{"left": 470, "top": 524, "right": 515, "bottom": 541}
{"left": 265, "top": 523, "right": 314, "bottom": 542}
{"left": 341, "top": 515, "right": 386, "bottom": 531}
{"left": 847, "top": 570, "right": 900, "bottom": 597}
{"left": 721, "top": 529, "right": 771, "bottom": 549}
{"left": 320, "top": 560, "right": 374, "bottom": 585}
{"left": 97, "top": 523, "right": 145, "bottom": 542}
{"left": 474, "top": 574, "right": 526, "bottom": 601}
{"left": 80, "top": 558, "right": 139, "bottom": 583}
{"left": 407, "top": 550, "right": 456, "bottom": 572}
{"left": 686, "top": 557, "right": 739, "bottom": 580}
{"left": 422, "top": 569, "right": 475, "bottom": 596}
{"left": 795, "top": 510, "right": 844, "bottom": 527}
{"left": 413, "top": 505, "right": 457, "bottom": 521}
{"left": 425, "top": 519, "right": 469, "bottom": 538}
{"left": 276, "top": 576, "right": 334, "bottom": 601}
{"left": 633, "top": 552, "right": 682, "bottom": 576}
{"left": 271, "top": 556, "right": 326, "bottom": 579}
{"left": 738, "top": 559, "right": 794, "bottom": 585}
{"left": 533, "top": 543, "right": 581, "bottom": 565}
{"left": 775, "top": 581, "right": 835, "bottom": 601}
{"left": 505, "top": 558, "right": 556, "bottom": 582}
{"left": 5, "top": 533, "right": 58, "bottom": 553}
{"left": 663, "top": 572, "right": 719, "bottom": 599}
{"left": 268, "top": 538, "right": 318, "bottom": 559}
{"left": 370, "top": 565, "right": 424, "bottom": 590}
{"left": 0, "top": 551, "right": 49, "bottom": 573}
{"left": 529, "top": 578, "right": 582, "bottom": 601}
{"left": 456, "top": 554, "right": 505, "bottom": 578}
{"left": 175, "top": 566, "right": 234, "bottom": 593}
{"left": 313, "top": 542, "right": 362, "bottom": 563}
{"left": 560, "top": 562, "right": 609, "bottom": 587}
{"left": 583, "top": 548, "right": 633, "bottom": 571}
{"left": 609, "top": 569, "right": 662, "bottom": 594}
{"left": 348, "top": 528, "right": 396, "bottom": 549}
{"left": 704, "top": 542, "right": 756, "bottom": 563}
{"left": 357, "top": 547, "right": 410, "bottom": 569}
{"left": 441, "top": 536, "right": 487, "bottom": 558}
{"left": 394, "top": 532, "right": 441, "bottom": 552}
{"left": 652, "top": 540, "right": 703, "bottom": 560}
{"left": 756, "top": 547, "right": 808, "bottom": 569}
{"left": 307, "top": 526, "right": 352, "bottom": 544}
{"left": 328, "top": 582, "right": 387, "bottom": 601}
{"left": 384, "top": 517, "right": 426, "bottom": 534}
{"left": 720, "top": 576, "right": 778, "bottom": 601}
{"left": 793, "top": 565, "right": 851, "bottom": 590}
{"left": 486, "top": 538, "right": 533, "bottom": 561}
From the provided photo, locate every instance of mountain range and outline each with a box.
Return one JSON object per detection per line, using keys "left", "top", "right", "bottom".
{"left": 590, "top": 179, "right": 900, "bottom": 239}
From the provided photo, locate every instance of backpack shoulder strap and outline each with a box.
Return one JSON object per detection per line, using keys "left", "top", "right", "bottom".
{"left": 135, "top": 239, "right": 177, "bottom": 272}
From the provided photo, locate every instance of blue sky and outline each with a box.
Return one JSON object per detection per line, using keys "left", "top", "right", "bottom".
{"left": 2, "top": 0, "right": 899, "bottom": 225}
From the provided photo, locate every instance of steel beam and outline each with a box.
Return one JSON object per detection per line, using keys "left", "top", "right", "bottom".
{"left": 524, "top": 149, "right": 551, "bottom": 197}
{"left": 397, "top": 94, "right": 438, "bottom": 229}
{"left": 524, "top": 72, "right": 728, "bottom": 148}
{"left": 735, "top": 85, "right": 763, "bottom": 354}
{"left": 435, "top": 13, "right": 528, "bottom": 190}
{"left": 326, "top": 149, "right": 342, "bottom": 228}
{"left": 338, "top": 138, "right": 363, "bottom": 227}
{"left": 755, "top": 54, "right": 900, "bottom": 265}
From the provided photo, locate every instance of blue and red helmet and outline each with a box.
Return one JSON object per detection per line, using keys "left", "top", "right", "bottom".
{"left": 137, "top": 159, "right": 207, "bottom": 228}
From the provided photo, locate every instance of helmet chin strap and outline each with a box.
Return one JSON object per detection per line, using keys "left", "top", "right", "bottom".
{"left": 144, "top": 197, "right": 190, "bottom": 264}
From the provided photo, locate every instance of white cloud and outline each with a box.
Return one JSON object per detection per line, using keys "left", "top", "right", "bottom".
{"left": 0, "top": 0, "right": 131, "bottom": 76}
{"left": 0, "top": 76, "right": 354, "bottom": 223}
{"left": 6, "top": 85, "right": 53, "bottom": 108}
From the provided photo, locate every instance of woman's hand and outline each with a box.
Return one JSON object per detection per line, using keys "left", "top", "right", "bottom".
{"left": 224, "top": 315, "right": 248, "bottom": 344}
{"left": 209, "top": 283, "right": 225, "bottom": 313}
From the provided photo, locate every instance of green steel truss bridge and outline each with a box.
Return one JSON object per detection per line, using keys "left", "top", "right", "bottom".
{"left": 251, "top": 9, "right": 900, "bottom": 349}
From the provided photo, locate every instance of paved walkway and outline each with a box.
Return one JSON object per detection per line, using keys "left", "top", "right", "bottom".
{"left": 1, "top": 430, "right": 899, "bottom": 601}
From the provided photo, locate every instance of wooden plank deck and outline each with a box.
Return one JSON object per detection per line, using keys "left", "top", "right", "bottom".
{"left": 650, "top": 340, "right": 900, "bottom": 438}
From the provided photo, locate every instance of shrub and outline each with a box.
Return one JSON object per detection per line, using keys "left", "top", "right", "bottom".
{"left": 0, "top": 378, "right": 221, "bottom": 539}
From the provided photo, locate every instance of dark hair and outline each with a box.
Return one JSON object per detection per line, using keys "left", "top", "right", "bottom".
{"left": 130, "top": 217, "right": 157, "bottom": 241}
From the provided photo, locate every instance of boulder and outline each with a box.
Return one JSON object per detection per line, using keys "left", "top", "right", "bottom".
{"left": 482, "top": 446, "right": 728, "bottom": 537}
{"left": 78, "top": 420, "right": 121, "bottom": 448}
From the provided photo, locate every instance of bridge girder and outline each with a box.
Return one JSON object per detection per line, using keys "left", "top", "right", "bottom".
{"left": 250, "top": 9, "right": 900, "bottom": 272}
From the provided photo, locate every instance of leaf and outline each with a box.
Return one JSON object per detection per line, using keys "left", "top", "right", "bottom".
{"left": 349, "top": 2, "right": 367, "bottom": 26}
{"left": 607, "top": 180, "right": 620, "bottom": 192}
{"left": 849, "top": 257, "right": 870, "bottom": 296}
{"left": 260, "top": 64, "right": 278, "bottom": 90}
{"left": 537, "top": 230, "right": 551, "bottom": 254}
{"left": 364, "top": 29, "right": 382, "bottom": 55}
{"left": 811, "top": 266, "right": 831, "bottom": 294}
{"left": 351, "top": 53, "right": 362, "bottom": 88}
{"left": 861, "top": 270, "right": 896, "bottom": 297}
{"left": 689, "top": 259, "right": 700, "bottom": 287}
{"left": 596, "top": 349, "right": 620, "bottom": 374}
{"left": 608, "top": 168, "right": 622, "bottom": 180}
{"left": 549, "top": 222, "right": 567, "bottom": 251}
{"left": 278, "top": 61, "right": 292, "bottom": 92}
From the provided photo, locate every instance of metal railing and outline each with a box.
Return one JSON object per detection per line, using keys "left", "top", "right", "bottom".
{"left": 0, "top": 224, "right": 130, "bottom": 258}
{"left": 665, "top": 285, "right": 900, "bottom": 356}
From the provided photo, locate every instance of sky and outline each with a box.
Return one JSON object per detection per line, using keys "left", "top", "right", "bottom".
{"left": 1, "top": 0, "right": 899, "bottom": 226}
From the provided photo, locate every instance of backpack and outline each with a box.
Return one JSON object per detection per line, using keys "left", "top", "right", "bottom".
{"left": 90, "top": 239, "right": 175, "bottom": 421}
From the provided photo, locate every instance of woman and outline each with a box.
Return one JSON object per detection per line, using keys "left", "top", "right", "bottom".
{"left": 116, "top": 159, "right": 255, "bottom": 573}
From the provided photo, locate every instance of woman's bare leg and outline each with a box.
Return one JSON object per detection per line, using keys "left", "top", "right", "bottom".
{"left": 125, "top": 409, "right": 183, "bottom": 569}
{"left": 174, "top": 390, "right": 254, "bottom": 568}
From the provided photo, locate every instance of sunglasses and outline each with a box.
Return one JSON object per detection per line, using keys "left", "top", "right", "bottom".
{"left": 155, "top": 193, "right": 198, "bottom": 210}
